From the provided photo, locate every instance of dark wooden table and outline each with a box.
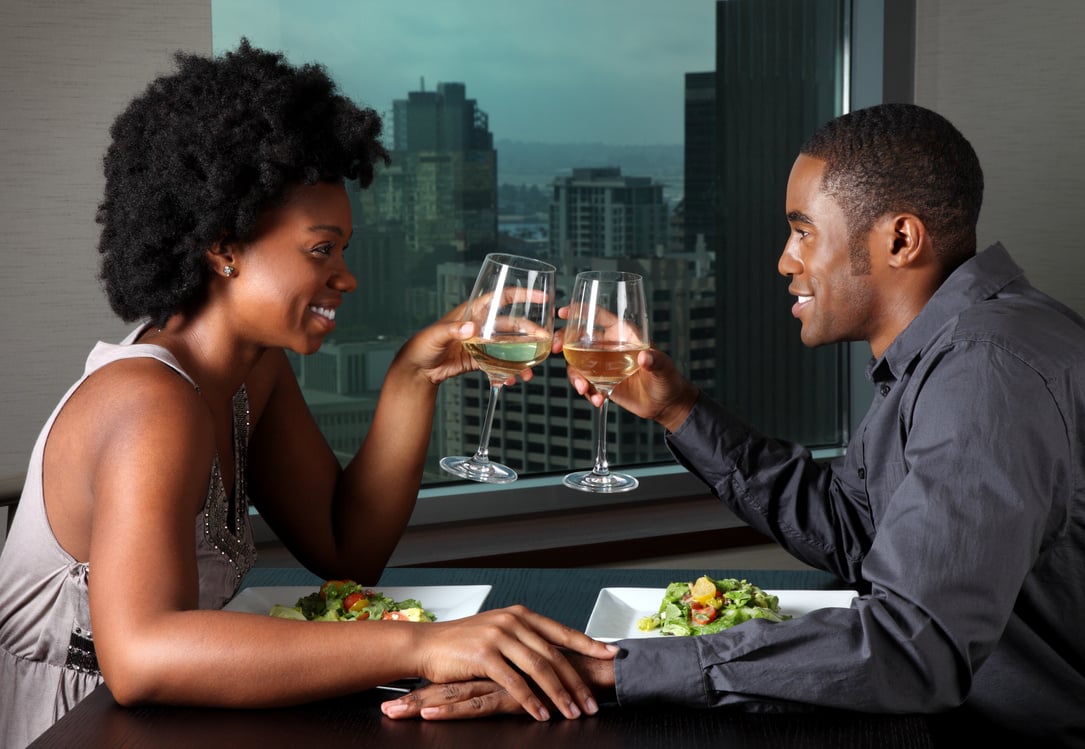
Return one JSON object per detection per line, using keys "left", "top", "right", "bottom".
{"left": 31, "top": 567, "right": 946, "bottom": 748}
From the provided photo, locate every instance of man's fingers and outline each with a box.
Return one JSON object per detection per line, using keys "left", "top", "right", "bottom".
{"left": 381, "top": 681, "right": 517, "bottom": 721}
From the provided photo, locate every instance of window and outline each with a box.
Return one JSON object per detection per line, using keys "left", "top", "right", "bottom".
{"left": 213, "top": 0, "right": 852, "bottom": 524}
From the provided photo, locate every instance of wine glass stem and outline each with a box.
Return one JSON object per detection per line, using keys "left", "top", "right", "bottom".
{"left": 473, "top": 382, "right": 503, "bottom": 464}
{"left": 592, "top": 394, "right": 612, "bottom": 476}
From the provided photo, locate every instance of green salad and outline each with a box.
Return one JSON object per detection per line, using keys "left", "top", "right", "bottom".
{"left": 268, "top": 579, "right": 437, "bottom": 623}
{"left": 636, "top": 576, "right": 789, "bottom": 636}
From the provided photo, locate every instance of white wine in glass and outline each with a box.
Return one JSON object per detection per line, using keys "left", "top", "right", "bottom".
{"left": 561, "top": 270, "right": 650, "bottom": 493}
{"left": 440, "top": 254, "right": 556, "bottom": 483}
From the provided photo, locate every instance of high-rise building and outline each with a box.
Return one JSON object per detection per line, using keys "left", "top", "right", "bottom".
{"left": 364, "top": 82, "right": 497, "bottom": 261}
{"left": 548, "top": 168, "right": 669, "bottom": 269}
{"left": 714, "top": 0, "right": 848, "bottom": 445}
{"left": 335, "top": 180, "right": 409, "bottom": 339}
{"left": 683, "top": 71, "right": 718, "bottom": 256}
{"left": 355, "top": 81, "right": 498, "bottom": 333}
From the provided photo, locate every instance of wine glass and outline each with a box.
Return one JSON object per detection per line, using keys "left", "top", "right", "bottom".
{"left": 561, "top": 270, "right": 650, "bottom": 493}
{"left": 440, "top": 253, "right": 556, "bottom": 483}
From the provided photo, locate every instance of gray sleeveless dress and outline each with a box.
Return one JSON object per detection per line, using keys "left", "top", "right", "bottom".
{"left": 0, "top": 325, "right": 257, "bottom": 747}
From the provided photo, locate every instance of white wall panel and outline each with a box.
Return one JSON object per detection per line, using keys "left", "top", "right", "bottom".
{"left": 0, "top": 0, "right": 211, "bottom": 477}
{"left": 914, "top": 0, "right": 1085, "bottom": 315}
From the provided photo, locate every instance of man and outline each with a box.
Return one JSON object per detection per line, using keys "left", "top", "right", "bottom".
{"left": 383, "top": 104, "right": 1085, "bottom": 744}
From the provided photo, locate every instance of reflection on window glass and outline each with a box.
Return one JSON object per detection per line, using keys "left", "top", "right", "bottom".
{"left": 213, "top": 0, "right": 848, "bottom": 486}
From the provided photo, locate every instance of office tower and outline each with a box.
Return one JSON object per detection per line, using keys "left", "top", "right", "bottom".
{"left": 684, "top": 71, "right": 718, "bottom": 257}
{"left": 333, "top": 180, "right": 409, "bottom": 339}
{"left": 548, "top": 168, "right": 669, "bottom": 270}
{"left": 714, "top": 0, "right": 849, "bottom": 446}
{"left": 389, "top": 81, "right": 497, "bottom": 260}
{"left": 357, "top": 81, "right": 498, "bottom": 333}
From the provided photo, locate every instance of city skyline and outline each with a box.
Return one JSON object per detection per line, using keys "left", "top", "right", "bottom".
{"left": 215, "top": 0, "right": 851, "bottom": 481}
{"left": 211, "top": 0, "right": 717, "bottom": 146}
{"left": 282, "top": 71, "right": 712, "bottom": 479}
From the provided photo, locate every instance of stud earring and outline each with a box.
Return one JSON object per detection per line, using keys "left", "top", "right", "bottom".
{"left": 223, "top": 265, "right": 236, "bottom": 277}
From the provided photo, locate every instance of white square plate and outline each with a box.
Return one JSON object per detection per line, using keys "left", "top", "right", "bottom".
{"left": 584, "top": 587, "right": 858, "bottom": 641}
{"left": 224, "top": 585, "right": 492, "bottom": 622}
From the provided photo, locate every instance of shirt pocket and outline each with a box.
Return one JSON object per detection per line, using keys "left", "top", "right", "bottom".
{"left": 867, "top": 459, "right": 907, "bottom": 524}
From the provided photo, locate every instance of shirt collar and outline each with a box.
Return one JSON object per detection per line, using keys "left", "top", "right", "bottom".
{"left": 868, "top": 242, "right": 1025, "bottom": 382}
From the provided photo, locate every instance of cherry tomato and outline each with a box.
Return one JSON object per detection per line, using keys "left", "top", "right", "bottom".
{"left": 343, "top": 592, "right": 369, "bottom": 612}
{"left": 382, "top": 611, "right": 410, "bottom": 621}
{"left": 690, "top": 602, "right": 717, "bottom": 626}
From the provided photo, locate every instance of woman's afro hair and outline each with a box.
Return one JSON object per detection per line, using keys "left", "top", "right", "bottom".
{"left": 96, "top": 38, "right": 390, "bottom": 323}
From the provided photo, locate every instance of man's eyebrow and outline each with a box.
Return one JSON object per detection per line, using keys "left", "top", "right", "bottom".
{"left": 308, "top": 224, "right": 345, "bottom": 236}
{"left": 787, "top": 210, "right": 814, "bottom": 225}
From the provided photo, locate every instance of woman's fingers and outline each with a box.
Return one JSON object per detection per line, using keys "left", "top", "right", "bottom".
{"left": 551, "top": 326, "right": 565, "bottom": 354}
{"left": 456, "top": 645, "right": 554, "bottom": 721}
{"left": 504, "top": 611, "right": 613, "bottom": 717}
{"left": 465, "top": 612, "right": 581, "bottom": 720}
{"left": 516, "top": 607, "right": 618, "bottom": 661}
{"left": 480, "top": 607, "right": 613, "bottom": 719}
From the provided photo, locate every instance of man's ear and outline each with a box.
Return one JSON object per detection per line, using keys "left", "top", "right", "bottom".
{"left": 883, "top": 213, "right": 928, "bottom": 269}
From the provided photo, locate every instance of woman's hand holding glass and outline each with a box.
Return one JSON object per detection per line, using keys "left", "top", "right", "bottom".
{"left": 397, "top": 306, "right": 528, "bottom": 389}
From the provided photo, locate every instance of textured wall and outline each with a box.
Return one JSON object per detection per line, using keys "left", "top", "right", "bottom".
{"left": 0, "top": 1, "right": 211, "bottom": 477}
{"left": 914, "top": 0, "right": 1085, "bottom": 315}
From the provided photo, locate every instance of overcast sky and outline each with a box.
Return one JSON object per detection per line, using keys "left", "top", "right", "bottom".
{"left": 212, "top": 0, "right": 717, "bottom": 145}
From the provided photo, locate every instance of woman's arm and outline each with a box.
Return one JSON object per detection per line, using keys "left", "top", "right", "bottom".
{"left": 245, "top": 308, "right": 485, "bottom": 581}
{"left": 85, "top": 375, "right": 613, "bottom": 718}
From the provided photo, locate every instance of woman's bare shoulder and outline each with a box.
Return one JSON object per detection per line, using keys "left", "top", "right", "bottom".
{"left": 60, "top": 356, "right": 213, "bottom": 450}
{"left": 44, "top": 355, "right": 215, "bottom": 559}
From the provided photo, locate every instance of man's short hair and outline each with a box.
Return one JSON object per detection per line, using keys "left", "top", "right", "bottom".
{"left": 801, "top": 103, "right": 984, "bottom": 274}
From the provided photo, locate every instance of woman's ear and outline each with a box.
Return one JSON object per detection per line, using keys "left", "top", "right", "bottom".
{"left": 206, "top": 235, "right": 239, "bottom": 279}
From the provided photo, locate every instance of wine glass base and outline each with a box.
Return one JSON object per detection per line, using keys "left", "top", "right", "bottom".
{"left": 440, "top": 456, "right": 518, "bottom": 484}
{"left": 562, "top": 470, "right": 639, "bottom": 493}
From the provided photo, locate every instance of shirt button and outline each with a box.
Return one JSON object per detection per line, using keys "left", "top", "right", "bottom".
{"left": 858, "top": 467, "right": 866, "bottom": 480}
{"left": 880, "top": 384, "right": 891, "bottom": 396}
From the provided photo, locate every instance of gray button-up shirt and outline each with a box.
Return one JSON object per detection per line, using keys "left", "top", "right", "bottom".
{"left": 615, "top": 244, "right": 1085, "bottom": 742}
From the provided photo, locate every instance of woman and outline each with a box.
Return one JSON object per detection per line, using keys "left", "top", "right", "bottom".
{"left": 0, "top": 39, "right": 612, "bottom": 747}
